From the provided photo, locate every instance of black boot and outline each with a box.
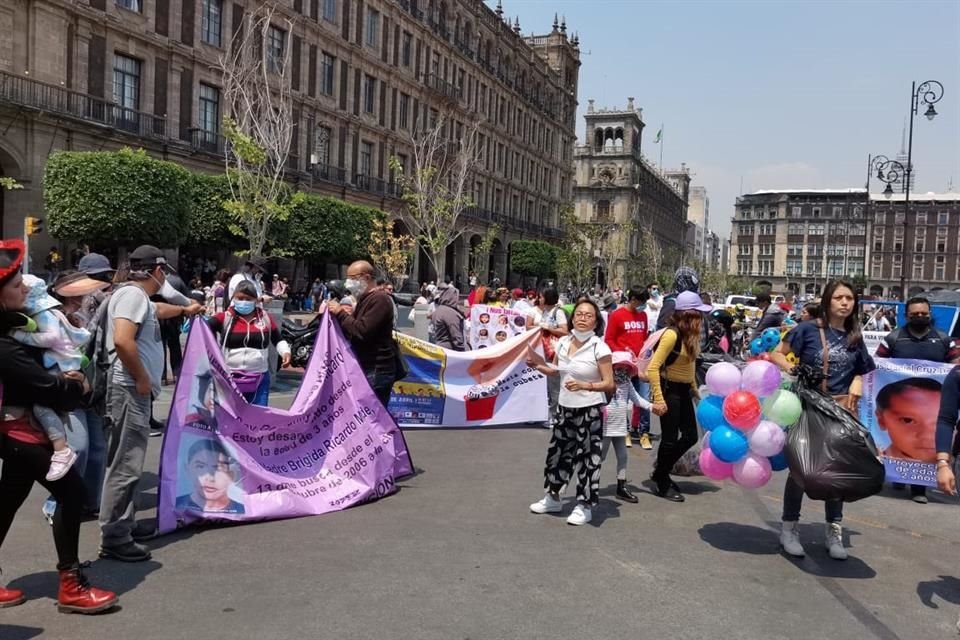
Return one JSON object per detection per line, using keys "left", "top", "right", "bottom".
{"left": 616, "top": 479, "right": 639, "bottom": 503}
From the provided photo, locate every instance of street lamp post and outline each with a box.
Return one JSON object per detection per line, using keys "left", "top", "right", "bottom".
{"left": 898, "top": 80, "right": 944, "bottom": 300}
{"left": 870, "top": 155, "right": 906, "bottom": 297}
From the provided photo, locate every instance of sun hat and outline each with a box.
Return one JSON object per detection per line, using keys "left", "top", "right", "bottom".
{"left": 611, "top": 351, "right": 637, "bottom": 375}
{"left": 52, "top": 271, "right": 111, "bottom": 298}
{"left": 22, "top": 274, "right": 62, "bottom": 315}
{"left": 675, "top": 290, "right": 713, "bottom": 312}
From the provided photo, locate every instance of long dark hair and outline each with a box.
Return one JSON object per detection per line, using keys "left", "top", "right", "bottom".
{"left": 820, "top": 279, "right": 862, "bottom": 347}
{"left": 567, "top": 299, "right": 605, "bottom": 337}
{"left": 668, "top": 309, "right": 702, "bottom": 359}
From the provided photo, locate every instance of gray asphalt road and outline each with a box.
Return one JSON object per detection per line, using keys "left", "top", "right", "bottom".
{"left": 2, "top": 387, "right": 960, "bottom": 640}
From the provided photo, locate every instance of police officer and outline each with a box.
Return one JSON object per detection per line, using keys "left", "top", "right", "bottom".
{"left": 875, "top": 296, "right": 960, "bottom": 503}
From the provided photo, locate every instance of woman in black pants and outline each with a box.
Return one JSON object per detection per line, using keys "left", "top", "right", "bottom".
{"left": 0, "top": 239, "right": 117, "bottom": 613}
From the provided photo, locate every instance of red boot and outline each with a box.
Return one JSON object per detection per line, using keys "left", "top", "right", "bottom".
{"left": 57, "top": 563, "right": 118, "bottom": 614}
{"left": 0, "top": 584, "right": 25, "bottom": 608}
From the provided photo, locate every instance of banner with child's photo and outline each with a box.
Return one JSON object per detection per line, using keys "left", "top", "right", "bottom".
{"left": 389, "top": 329, "right": 547, "bottom": 428}
{"left": 859, "top": 358, "right": 954, "bottom": 487}
{"left": 468, "top": 304, "right": 529, "bottom": 349}
{"left": 157, "top": 313, "right": 413, "bottom": 534}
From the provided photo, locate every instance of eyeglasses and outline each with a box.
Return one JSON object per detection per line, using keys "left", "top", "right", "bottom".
{"left": 573, "top": 312, "right": 595, "bottom": 319}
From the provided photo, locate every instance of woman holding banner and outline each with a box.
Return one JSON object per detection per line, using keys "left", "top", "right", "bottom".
{"left": 208, "top": 281, "right": 292, "bottom": 406}
{"left": 526, "top": 299, "right": 615, "bottom": 526}
{"left": 0, "top": 239, "right": 117, "bottom": 613}
{"left": 769, "top": 279, "right": 875, "bottom": 561}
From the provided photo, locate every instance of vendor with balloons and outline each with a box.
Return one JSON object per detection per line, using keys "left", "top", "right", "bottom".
{"left": 769, "top": 279, "right": 875, "bottom": 561}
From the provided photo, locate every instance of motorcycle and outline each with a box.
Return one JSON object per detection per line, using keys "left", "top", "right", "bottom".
{"left": 281, "top": 315, "right": 319, "bottom": 369}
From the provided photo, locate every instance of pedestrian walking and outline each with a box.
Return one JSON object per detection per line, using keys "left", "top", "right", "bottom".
{"left": 769, "top": 279, "right": 875, "bottom": 560}
{"left": 526, "top": 299, "right": 615, "bottom": 526}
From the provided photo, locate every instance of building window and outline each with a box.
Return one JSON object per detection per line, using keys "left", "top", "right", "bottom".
{"left": 116, "top": 0, "right": 142, "bottom": 12}
{"left": 112, "top": 53, "right": 141, "bottom": 116}
{"left": 871, "top": 256, "right": 882, "bottom": 279}
{"left": 832, "top": 206, "right": 843, "bottom": 217}
{"left": 892, "top": 255, "right": 902, "bottom": 279}
{"left": 323, "top": 0, "right": 337, "bottom": 22}
{"left": 894, "top": 211, "right": 905, "bottom": 224}
{"left": 916, "top": 211, "right": 927, "bottom": 226}
{"left": 738, "top": 223, "right": 753, "bottom": 236}
{"left": 320, "top": 52, "right": 335, "bottom": 95}
{"left": 596, "top": 200, "right": 611, "bottom": 221}
{"left": 786, "top": 259, "right": 802, "bottom": 275}
{"left": 852, "top": 206, "right": 863, "bottom": 218}
{"left": 787, "top": 243, "right": 803, "bottom": 257}
{"left": 359, "top": 141, "right": 372, "bottom": 176}
{"left": 738, "top": 244, "right": 752, "bottom": 255}
{"left": 313, "top": 126, "right": 331, "bottom": 166}
{"left": 198, "top": 83, "right": 219, "bottom": 142}
{"left": 935, "top": 255, "right": 946, "bottom": 280}
{"left": 849, "top": 223, "right": 866, "bottom": 236}
{"left": 402, "top": 32, "right": 413, "bottom": 67}
{"left": 791, "top": 206, "right": 802, "bottom": 218}
{"left": 398, "top": 93, "right": 409, "bottom": 129}
{"left": 267, "top": 26, "right": 286, "bottom": 73}
{"left": 808, "top": 223, "right": 824, "bottom": 236}
{"left": 366, "top": 8, "right": 379, "bottom": 48}
{"left": 938, "top": 211, "right": 949, "bottom": 225}
{"left": 787, "top": 222, "right": 804, "bottom": 235}
{"left": 807, "top": 259, "right": 821, "bottom": 275}
{"left": 913, "top": 262, "right": 924, "bottom": 280}
{"left": 363, "top": 75, "right": 376, "bottom": 113}
{"left": 916, "top": 236, "right": 925, "bottom": 252}
{"left": 875, "top": 211, "right": 886, "bottom": 225}
{"left": 201, "top": 0, "right": 222, "bottom": 46}
{"left": 395, "top": 153, "right": 408, "bottom": 177}
{"left": 812, "top": 207, "right": 821, "bottom": 218}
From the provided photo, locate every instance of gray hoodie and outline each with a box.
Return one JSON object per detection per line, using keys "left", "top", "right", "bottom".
{"left": 431, "top": 286, "right": 465, "bottom": 351}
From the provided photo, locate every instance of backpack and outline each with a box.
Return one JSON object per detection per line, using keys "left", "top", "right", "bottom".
{"left": 635, "top": 328, "right": 682, "bottom": 382}
{"left": 82, "top": 299, "right": 113, "bottom": 410}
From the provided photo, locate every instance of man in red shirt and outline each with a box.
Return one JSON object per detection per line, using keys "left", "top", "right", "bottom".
{"left": 604, "top": 287, "right": 653, "bottom": 448}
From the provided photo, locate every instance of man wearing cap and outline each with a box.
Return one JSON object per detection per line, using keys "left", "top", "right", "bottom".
{"left": 99, "top": 246, "right": 202, "bottom": 562}
{"left": 227, "top": 259, "right": 270, "bottom": 303}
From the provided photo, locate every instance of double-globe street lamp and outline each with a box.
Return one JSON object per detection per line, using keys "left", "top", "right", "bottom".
{"left": 867, "top": 154, "right": 906, "bottom": 296}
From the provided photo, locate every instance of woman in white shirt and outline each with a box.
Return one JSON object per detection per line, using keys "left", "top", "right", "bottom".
{"left": 525, "top": 299, "right": 615, "bottom": 526}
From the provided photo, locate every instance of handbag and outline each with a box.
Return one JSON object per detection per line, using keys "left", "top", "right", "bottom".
{"left": 231, "top": 370, "right": 264, "bottom": 394}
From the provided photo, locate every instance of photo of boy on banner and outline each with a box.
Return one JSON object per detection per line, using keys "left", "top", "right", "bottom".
{"left": 175, "top": 436, "right": 246, "bottom": 515}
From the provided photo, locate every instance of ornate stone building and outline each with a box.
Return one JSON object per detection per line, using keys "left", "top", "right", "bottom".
{"left": 572, "top": 98, "right": 688, "bottom": 288}
{"left": 0, "top": 0, "right": 580, "bottom": 285}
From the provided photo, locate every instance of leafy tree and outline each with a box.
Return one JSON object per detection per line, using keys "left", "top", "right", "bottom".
{"left": 367, "top": 216, "right": 416, "bottom": 290}
{"left": 468, "top": 224, "right": 499, "bottom": 280}
{"left": 277, "top": 193, "right": 378, "bottom": 263}
{"left": 556, "top": 207, "right": 600, "bottom": 293}
{"left": 188, "top": 173, "right": 244, "bottom": 249}
{"left": 0, "top": 177, "right": 22, "bottom": 191}
{"left": 510, "top": 240, "right": 557, "bottom": 278}
{"left": 44, "top": 148, "right": 191, "bottom": 247}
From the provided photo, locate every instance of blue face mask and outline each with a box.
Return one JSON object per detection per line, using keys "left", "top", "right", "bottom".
{"left": 233, "top": 300, "right": 256, "bottom": 315}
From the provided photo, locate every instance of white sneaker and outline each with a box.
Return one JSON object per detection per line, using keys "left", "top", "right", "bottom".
{"left": 825, "top": 523, "right": 848, "bottom": 560}
{"left": 45, "top": 447, "right": 77, "bottom": 481}
{"left": 530, "top": 493, "right": 562, "bottom": 514}
{"left": 779, "top": 521, "right": 805, "bottom": 557}
{"left": 566, "top": 504, "right": 592, "bottom": 526}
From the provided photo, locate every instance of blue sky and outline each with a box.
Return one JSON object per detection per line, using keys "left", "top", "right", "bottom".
{"left": 490, "top": 0, "right": 960, "bottom": 240}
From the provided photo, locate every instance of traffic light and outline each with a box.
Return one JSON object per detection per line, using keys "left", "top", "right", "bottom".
{"left": 25, "top": 217, "right": 43, "bottom": 236}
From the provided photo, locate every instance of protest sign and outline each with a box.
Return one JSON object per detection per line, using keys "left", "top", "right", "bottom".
{"left": 389, "top": 328, "right": 548, "bottom": 427}
{"left": 469, "top": 304, "right": 529, "bottom": 349}
{"left": 862, "top": 331, "right": 888, "bottom": 356}
{"left": 157, "top": 313, "right": 413, "bottom": 534}
{"left": 859, "top": 357, "right": 951, "bottom": 487}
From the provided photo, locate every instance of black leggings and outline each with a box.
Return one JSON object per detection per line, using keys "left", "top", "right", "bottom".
{"left": 653, "top": 381, "right": 698, "bottom": 484}
{"left": 0, "top": 436, "right": 87, "bottom": 569}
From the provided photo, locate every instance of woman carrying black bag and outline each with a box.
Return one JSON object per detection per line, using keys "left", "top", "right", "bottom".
{"left": 769, "top": 279, "right": 875, "bottom": 561}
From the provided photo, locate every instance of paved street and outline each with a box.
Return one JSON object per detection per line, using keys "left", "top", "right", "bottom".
{"left": 2, "top": 383, "right": 960, "bottom": 640}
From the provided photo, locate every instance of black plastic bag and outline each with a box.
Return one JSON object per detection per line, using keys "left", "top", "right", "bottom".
{"left": 785, "top": 368, "right": 885, "bottom": 503}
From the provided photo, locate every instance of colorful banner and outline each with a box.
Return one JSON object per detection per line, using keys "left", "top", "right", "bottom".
{"left": 862, "top": 330, "right": 888, "bottom": 356}
{"left": 157, "top": 313, "right": 413, "bottom": 533}
{"left": 468, "top": 304, "right": 529, "bottom": 349}
{"left": 859, "top": 357, "right": 952, "bottom": 487}
{"left": 389, "top": 328, "right": 548, "bottom": 427}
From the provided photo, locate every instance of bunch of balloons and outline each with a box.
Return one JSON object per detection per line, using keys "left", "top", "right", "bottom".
{"left": 696, "top": 360, "right": 802, "bottom": 489}
{"left": 749, "top": 327, "right": 784, "bottom": 357}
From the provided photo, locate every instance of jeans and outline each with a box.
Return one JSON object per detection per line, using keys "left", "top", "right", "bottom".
{"left": 0, "top": 437, "right": 87, "bottom": 569}
{"left": 43, "top": 410, "right": 90, "bottom": 519}
{"left": 366, "top": 370, "right": 397, "bottom": 410}
{"left": 99, "top": 384, "right": 152, "bottom": 547}
{"left": 546, "top": 376, "right": 561, "bottom": 420}
{"left": 782, "top": 474, "right": 843, "bottom": 524}
{"left": 81, "top": 409, "right": 107, "bottom": 513}
{"left": 631, "top": 378, "right": 651, "bottom": 434}
{"left": 652, "top": 382, "right": 698, "bottom": 484}
{"left": 242, "top": 371, "right": 271, "bottom": 407}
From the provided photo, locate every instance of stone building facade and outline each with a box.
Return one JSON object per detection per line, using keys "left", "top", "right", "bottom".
{"left": 572, "top": 98, "right": 688, "bottom": 288}
{"left": 0, "top": 0, "right": 580, "bottom": 285}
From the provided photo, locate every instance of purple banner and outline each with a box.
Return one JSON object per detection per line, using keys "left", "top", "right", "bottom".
{"left": 157, "top": 312, "right": 413, "bottom": 533}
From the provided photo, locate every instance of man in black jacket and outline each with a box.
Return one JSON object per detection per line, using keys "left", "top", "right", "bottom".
{"left": 327, "top": 260, "right": 397, "bottom": 407}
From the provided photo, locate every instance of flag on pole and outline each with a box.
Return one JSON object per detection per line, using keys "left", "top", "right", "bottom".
{"left": 653, "top": 126, "right": 663, "bottom": 143}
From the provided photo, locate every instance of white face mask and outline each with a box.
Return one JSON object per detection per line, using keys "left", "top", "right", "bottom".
{"left": 572, "top": 329, "right": 595, "bottom": 342}
{"left": 344, "top": 277, "right": 367, "bottom": 296}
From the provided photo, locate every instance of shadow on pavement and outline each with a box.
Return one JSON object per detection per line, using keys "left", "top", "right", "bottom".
{"left": 917, "top": 575, "right": 960, "bottom": 609}
{"left": 698, "top": 521, "right": 878, "bottom": 579}
{"left": 9, "top": 560, "right": 161, "bottom": 601}
{"left": 2, "top": 625, "right": 44, "bottom": 640}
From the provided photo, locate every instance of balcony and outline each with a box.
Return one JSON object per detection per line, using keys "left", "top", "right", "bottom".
{"left": 453, "top": 37, "right": 475, "bottom": 60}
{"left": 311, "top": 162, "right": 347, "bottom": 185}
{"left": 188, "top": 128, "right": 225, "bottom": 156}
{"left": 355, "top": 174, "right": 399, "bottom": 197}
{"left": 423, "top": 72, "right": 462, "bottom": 102}
{"left": 0, "top": 70, "right": 167, "bottom": 139}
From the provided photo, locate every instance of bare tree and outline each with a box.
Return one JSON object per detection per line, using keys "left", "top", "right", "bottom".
{"left": 391, "top": 107, "right": 482, "bottom": 281}
{"left": 218, "top": 3, "right": 294, "bottom": 258}
{"left": 595, "top": 222, "right": 634, "bottom": 290}
{"left": 468, "top": 224, "right": 499, "bottom": 282}
{"left": 633, "top": 219, "right": 664, "bottom": 284}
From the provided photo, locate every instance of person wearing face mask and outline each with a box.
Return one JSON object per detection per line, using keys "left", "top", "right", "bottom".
{"left": 604, "top": 286, "right": 652, "bottom": 449}
{"left": 98, "top": 246, "right": 204, "bottom": 562}
{"left": 208, "top": 281, "right": 292, "bottom": 406}
{"left": 326, "top": 261, "right": 398, "bottom": 408}
{"left": 874, "top": 296, "right": 960, "bottom": 504}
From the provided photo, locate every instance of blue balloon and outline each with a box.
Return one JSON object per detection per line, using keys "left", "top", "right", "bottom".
{"left": 750, "top": 337, "right": 765, "bottom": 356}
{"left": 695, "top": 395, "right": 729, "bottom": 432}
{"left": 768, "top": 451, "right": 789, "bottom": 472}
{"left": 709, "top": 425, "right": 750, "bottom": 463}
{"left": 761, "top": 328, "right": 782, "bottom": 351}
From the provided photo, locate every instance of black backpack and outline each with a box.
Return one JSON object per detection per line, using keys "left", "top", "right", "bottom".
{"left": 82, "top": 300, "right": 112, "bottom": 411}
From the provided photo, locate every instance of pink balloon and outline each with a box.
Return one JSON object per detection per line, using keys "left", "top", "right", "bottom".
{"left": 748, "top": 420, "right": 786, "bottom": 457}
{"left": 740, "top": 360, "right": 783, "bottom": 398}
{"left": 705, "top": 362, "right": 742, "bottom": 397}
{"left": 732, "top": 453, "right": 773, "bottom": 489}
{"left": 699, "top": 447, "right": 734, "bottom": 481}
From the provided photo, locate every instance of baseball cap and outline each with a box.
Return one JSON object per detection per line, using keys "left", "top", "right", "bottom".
{"left": 244, "top": 258, "right": 266, "bottom": 273}
{"left": 77, "top": 252, "right": 114, "bottom": 275}
{"left": 675, "top": 291, "right": 713, "bottom": 312}
{"left": 128, "top": 245, "right": 176, "bottom": 273}
{"left": 511, "top": 288, "right": 524, "bottom": 299}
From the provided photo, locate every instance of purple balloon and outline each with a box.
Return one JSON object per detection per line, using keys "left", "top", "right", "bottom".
{"left": 705, "top": 362, "right": 742, "bottom": 397}
{"left": 733, "top": 453, "right": 773, "bottom": 489}
{"left": 747, "top": 420, "right": 786, "bottom": 457}
{"left": 740, "top": 360, "right": 783, "bottom": 398}
{"left": 699, "top": 447, "right": 733, "bottom": 481}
